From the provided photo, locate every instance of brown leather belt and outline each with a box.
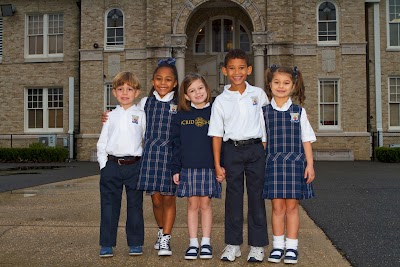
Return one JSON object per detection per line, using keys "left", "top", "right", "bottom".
{"left": 107, "top": 155, "right": 141, "bottom": 165}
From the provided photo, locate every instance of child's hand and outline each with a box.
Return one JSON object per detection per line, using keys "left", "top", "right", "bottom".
{"left": 173, "top": 173, "right": 180, "bottom": 185}
{"left": 215, "top": 166, "right": 225, "bottom": 183}
{"left": 304, "top": 164, "right": 315, "bottom": 184}
{"left": 102, "top": 110, "right": 110, "bottom": 123}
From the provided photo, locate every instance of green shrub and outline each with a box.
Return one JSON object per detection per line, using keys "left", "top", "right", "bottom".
{"left": 375, "top": 147, "right": 400, "bottom": 163}
{"left": 0, "top": 144, "right": 69, "bottom": 163}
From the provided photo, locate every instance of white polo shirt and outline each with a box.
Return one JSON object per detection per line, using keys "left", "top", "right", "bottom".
{"left": 270, "top": 97, "right": 316, "bottom": 143}
{"left": 97, "top": 105, "right": 146, "bottom": 169}
{"left": 208, "top": 82, "right": 269, "bottom": 142}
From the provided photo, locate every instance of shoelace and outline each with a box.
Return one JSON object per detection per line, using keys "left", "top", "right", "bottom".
{"left": 159, "top": 236, "right": 170, "bottom": 250}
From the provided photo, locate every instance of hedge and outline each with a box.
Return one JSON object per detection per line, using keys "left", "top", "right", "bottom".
{"left": 0, "top": 143, "right": 68, "bottom": 162}
{"left": 375, "top": 147, "right": 400, "bottom": 163}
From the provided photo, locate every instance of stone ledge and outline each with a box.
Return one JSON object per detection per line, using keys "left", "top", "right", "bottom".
{"left": 314, "top": 150, "right": 354, "bottom": 161}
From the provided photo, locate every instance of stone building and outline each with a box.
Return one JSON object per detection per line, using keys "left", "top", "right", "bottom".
{"left": 0, "top": 0, "right": 399, "bottom": 161}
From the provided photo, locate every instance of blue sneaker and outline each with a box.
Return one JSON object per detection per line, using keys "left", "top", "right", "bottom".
{"left": 129, "top": 246, "right": 143, "bottom": 256}
{"left": 284, "top": 249, "right": 298, "bottom": 264}
{"left": 99, "top": 246, "right": 113, "bottom": 257}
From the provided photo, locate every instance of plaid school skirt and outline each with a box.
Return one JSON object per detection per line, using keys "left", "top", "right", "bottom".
{"left": 176, "top": 168, "right": 222, "bottom": 198}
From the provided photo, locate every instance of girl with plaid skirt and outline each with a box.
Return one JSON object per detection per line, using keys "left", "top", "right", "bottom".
{"left": 102, "top": 58, "right": 179, "bottom": 256}
{"left": 263, "top": 65, "right": 316, "bottom": 265}
{"left": 171, "top": 74, "right": 222, "bottom": 260}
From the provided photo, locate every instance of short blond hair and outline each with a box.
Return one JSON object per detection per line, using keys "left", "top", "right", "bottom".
{"left": 112, "top": 71, "right": 141, "bottom": 90}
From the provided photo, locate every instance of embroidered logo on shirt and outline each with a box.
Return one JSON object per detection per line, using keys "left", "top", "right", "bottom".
{"left": 290, "top": 112, "right": 300, "bottom": 123}
{"left": 132, "top": 115, "right": 139, "bottom": 124}
{"left": 169, "top": 104, "right": 178, "bottom": 114}
{"left": 181, "top": 117, "right": 209, "bottom": 127}
{"left": 251, "top": 96, "right": 258, "bottom": 105}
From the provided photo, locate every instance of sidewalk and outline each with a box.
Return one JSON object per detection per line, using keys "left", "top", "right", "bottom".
{"left": 0, "top": 173, "right": 350, "bottom": 267}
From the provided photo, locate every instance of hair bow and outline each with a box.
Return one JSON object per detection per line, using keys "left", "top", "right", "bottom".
{"left": 270, "top": 64, "right": 278, "bottom": 72}
{"left": 158, "top": 57, "right": 176, "bottom": 67}
{"left": 292, "top": 66, "right": 299, "bottom": 79}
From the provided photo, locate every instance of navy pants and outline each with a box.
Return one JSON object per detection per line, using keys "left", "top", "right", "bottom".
{"left": 224, "top": 142, "right": 269, "bottom": 247}
{"left": 99, "top": 160, "right": 144, "bottom": 247}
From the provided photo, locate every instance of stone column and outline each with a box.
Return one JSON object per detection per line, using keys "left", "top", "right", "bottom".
{"left": 252, "top": 44, "right": 265, "bottom": 89}
{"left": 173, "top": 47, "right": 186, "bottom": 86}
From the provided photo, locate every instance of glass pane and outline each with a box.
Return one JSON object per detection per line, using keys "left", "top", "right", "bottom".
{"left": 37, "top": 35, "right": 43, "bottom": 54}
{"left": 107, "top": 9, "right": 123, "bottom": 27}
{"left": 389, "top": 24, "right": 399, "bottom": 46}
{"left": 56, "top": 109, "right": 63, "bottom": 128}
{"left": 195, "top": 26, "right": 206, "bottom": 53}
{"left": 212, "top": 20, "right": 221, "bottom": 52}
{"left": 224, "top": 19, "right": 233, "bottom": 51}
{"left": 28, "top": 110, "right": 35, "bottom": 128}
{"left": 29, "top": 37, "right": 36, "bottom": 54}
{"left": 49, "top": 109, "right": 55, "bottom": 128}
{"left": 37, "top": 109, "right": 43, "bottom": 128}
{"left": 49, "top": 35, "right": 56, "bottom": 54}
{"left": 57, "top": 35, "right": 63, "bottom": 53}
{"left": 390, "top": 103, "right": 400, "bottom": 126}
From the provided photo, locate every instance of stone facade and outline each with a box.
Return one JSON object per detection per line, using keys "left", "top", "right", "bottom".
{"left": 0, "top": 0, "right": 399, "bottom": 161}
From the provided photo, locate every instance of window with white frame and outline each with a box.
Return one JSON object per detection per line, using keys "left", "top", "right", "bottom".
{"left": 389, "top": 77, "right": 400, "bottom": 128}
{"left": 318, "top": 79, "right": 340, "bottom": 129}
{"left": 388, "top": 0, "right": 400, "bottom": 48}
{"left": 193, "top": 17, "right": 251, "bottom": 54}
{"left": 105, "top": 8, "right": 124, "bottom": 50}
{"left": 105, "top": 84, "right": 118, "bottom": 111}
{"left": 317, "top": 1, "right": 338, "bottom": 44}
{"left": 25, "top": 14, "right": 63, "bottom": 58}
{"left": 0, "top": 17, "right": 3, "bottom": 62}
{"left": 25, "top": 88, "right": 63, "bottom": 132}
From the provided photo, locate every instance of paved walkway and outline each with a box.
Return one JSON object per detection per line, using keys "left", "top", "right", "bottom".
{"left": 0, "top": 164, "right": 350, "bottom": 266}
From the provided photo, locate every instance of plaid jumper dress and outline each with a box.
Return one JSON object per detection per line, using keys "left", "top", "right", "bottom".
{"left": 137, "top": 97, "right": 176, "bottom": 194}
{"left": 263, "top": 104, "right": 314, "bottom": 199}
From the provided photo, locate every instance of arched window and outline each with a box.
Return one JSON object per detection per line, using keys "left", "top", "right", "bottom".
{"left": 105, "top": 8, "right": 124, "bottom": 50}
{"left": 193, "top": 17, "right": 251, "bottom": 54}
{"left": 317, "top": 1, "right": 338, "bottom": 44}
{"left": 195, "top": 24, "right": 206, "bottom": 53}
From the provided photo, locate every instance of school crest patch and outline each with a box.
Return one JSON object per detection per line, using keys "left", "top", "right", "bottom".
{"left": 251, "top": 96, "right": 258, "bottom": 105}
{"left": 132, "top": 115, "right": 139, "bottom": 124}
{"left": 290, "top": 112, "right": 300, "bottom": 123}
{"left": 169, "top": 104, "right": 178, "bottom": 114}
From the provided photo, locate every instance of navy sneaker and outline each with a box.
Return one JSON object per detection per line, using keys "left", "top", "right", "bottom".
{"left": 99, "top": 246, "right": 113, "bottom": 258}
{"left": 267, "top": 248, "right": 284, "bottom": 263}
{"left": 129, "top": 245, "right": 143, "bottom": 256}
{"left": 184, "top": 246, "right": 199, "bottom": 260}
{"left": 284, "top": 249, "right": 298, "bottom": 264}
{"left": 199, "top": 244, "right": 213, "bottom": 259}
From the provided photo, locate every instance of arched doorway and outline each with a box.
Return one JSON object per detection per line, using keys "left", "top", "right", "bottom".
{"left": 182, "top": 1, "right": 256, "bottom": 96}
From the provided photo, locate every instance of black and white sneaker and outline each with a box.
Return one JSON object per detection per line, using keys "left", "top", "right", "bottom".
{"left": 154, "top": 228, "right": 163, "bottom": 250}
{"left": 158, "top": 235, "right": 172, "bottom": 256}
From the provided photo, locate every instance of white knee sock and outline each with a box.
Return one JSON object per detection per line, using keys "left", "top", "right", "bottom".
{"left": 285, "top": 238, "right": 298, "bottom": 257}
{"left": 271, "top": 235, "right": 285, "bottom": 256}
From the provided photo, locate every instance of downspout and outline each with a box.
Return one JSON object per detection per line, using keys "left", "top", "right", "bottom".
{"left": 373, "top": 2, "right": 383, "bottom": 147}
{"left": 365, "top": 3, "right": 371, "bottom": 133}
{"left": 76, "top": 0, "right": 81, "bottom": 159}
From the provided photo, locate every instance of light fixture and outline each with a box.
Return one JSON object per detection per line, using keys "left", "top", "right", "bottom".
{"left": 0, "top": 4, "right": 16, "bottom": 17}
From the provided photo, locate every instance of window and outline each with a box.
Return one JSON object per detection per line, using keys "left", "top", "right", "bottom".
{"left": 105, "top": 84, "right": 118, "bottom": 111}
{"left": 105, "top": 8, "right": 124, "bottom": 50}
{"left": 25, "top": 88, "right": 63, "bottom": 132}
{"left": 388, "top": 0, "right": 400, "bottom": 48}
{"left": 212, "top": 18, "right": 233, "bottom": 53}
{"left": 0, "top": 17, "right": 3, "bottom": 62}
{"left": 25, "top": 14, "right": 63, "bottom": 58}
{"left": 195, "top": 24, "right": 206, "bottom": 53}
{"left": 239, "top": 24, "right": 251, "bottom": 52}
{"left": 389, "top": 77, "right": 400, "bottom": 128}
{"left": 318, "top": 79, "right": 340, "bottom": 129}
{"left": 317, "top": 1, "right": 338, "bottom": 44}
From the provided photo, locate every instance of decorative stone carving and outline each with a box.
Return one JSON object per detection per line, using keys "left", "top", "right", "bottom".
{"left": 252, "top": 44, "right": 265, "bottom": 56}
{"left": 165, "top": 34, "right": 188, "bottom": 47}
{"left": 184, "top": 0, "right": 195, "bottom": 10}
{"left": 125, "top": 49, "right": 147, "bottom": 60}
{"left": 80, "top": 50, "right": 103, "bottom": 61}
{"left": 108, "top": 55, "right": 120, "bottom": 77}
{"left": 341, "top": 43, "right": 366, "bottom": 55}
{"left": 146, "top": 47, "right": 172, "bottom": 58}
{"left": 293, "top": 44, "right": 317, "bottom": 56}
{"left": 266, "top": 44, "right": 294, "bottom": 55}
{"left": 322, "top": 49, "right": 336, "bottom": 72}
{"left": 173, "top": 47, "right": 186, "bottom": 58}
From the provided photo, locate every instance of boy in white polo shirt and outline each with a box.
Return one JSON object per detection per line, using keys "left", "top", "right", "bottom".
{"left": 97, "top": 71, "right": 146, "bottom": 258}
{"left": 208, "top": 49, "right": 269, "bottom": 263}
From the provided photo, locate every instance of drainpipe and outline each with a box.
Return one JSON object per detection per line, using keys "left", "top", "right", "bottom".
{"left": 68, "top": 77, "right": 74, "bottom": 160}
{"left": 373, "top": 2, "right": 383, "bottom": 147}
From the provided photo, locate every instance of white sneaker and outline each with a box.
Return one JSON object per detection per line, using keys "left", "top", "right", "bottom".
{"left": 158, "top": 235, "right": 172, "bottom": 256}
{"left": 220, "top": 245, "right": 241, "bottom": 261}
{"left": 154, "top": 228, "right": 163, "bottom": 250}
{"left": 247, "top": 246, "right": 264, "bottom": 262}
